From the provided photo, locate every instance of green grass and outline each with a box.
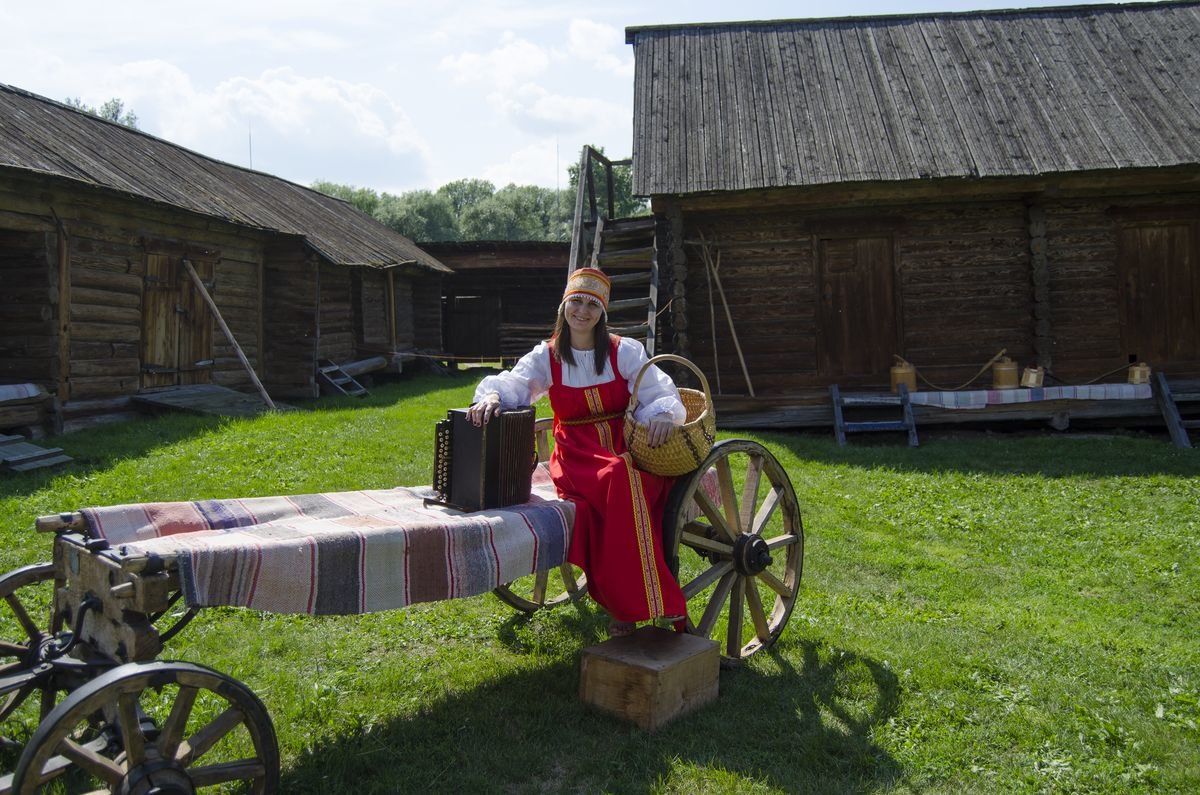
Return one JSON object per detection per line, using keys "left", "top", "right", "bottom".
{"left": 2, "top": 371, "right": 1198, "bottom": 793}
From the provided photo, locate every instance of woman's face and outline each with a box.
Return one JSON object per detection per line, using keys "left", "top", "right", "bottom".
{"left": 564, "top": 295, "right": 602, "bottom": 335}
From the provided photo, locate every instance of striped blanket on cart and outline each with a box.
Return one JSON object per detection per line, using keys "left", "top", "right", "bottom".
{"left": 80, "top": 466, "right": 574, "bottom": 615}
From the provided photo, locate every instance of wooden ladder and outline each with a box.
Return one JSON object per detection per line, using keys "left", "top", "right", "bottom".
{"left": 317, "top": 359, "right": 368, "bottom": 398}
{"left": 568, "top": 146, "right": 659, "bottom": 355}
{"left": 1153, "top": 372, "right": 1198, "bottom": 449}
{"left": 590, "top": 216, "right": 659, "bottom": 355}
{"left": 830, "top": 384, "right": 919, "bottom": 447}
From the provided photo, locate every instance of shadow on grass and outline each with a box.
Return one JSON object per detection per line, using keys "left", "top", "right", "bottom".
{"left": 276, "top": 631, "right": 901, "bottom": 794}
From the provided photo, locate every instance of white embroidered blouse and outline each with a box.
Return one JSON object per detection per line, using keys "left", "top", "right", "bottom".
{"left": 473, "top": 338, "right": 685, "bottom": 425}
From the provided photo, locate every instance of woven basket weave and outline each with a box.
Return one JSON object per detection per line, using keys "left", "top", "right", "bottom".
{"left": 624, "top": 354, "right": 716, "bottom": 477}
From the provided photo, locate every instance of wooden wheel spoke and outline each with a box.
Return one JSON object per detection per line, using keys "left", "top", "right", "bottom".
{"left": 681, "top": 560, "right": 734, "bottom": 601}
{"left": 696, "top": 571, "right": 737, "bottom": 638}
{"left": 739, "top": 455, "right": 765, "bottom": 529}
{"left": 765, "top": 532, "right": 799, "bottom": 551}
{"left": 694, "top": 489, "right": 737, "bottom": 542}
{"left": 0, "top": 639, "right": 31, "bottom": 656}
{"left": 746, "top": 583, "right": 772, "bottom": 642}
{"left": 715, "top": 456, "right": 741, "bottom": 533}
{"left": 758, "top": 568, "right": 793, "bottom": 600}
{"left": 60, "top": 737, "right": 125, "bottom": 784}
{"left": 726, "top": 578, "right": 746, "bottom": 654}
{"left": 178, "top": 705, "right": 245, "bottom": 764}
{"left": 116, "top": 691, "right": 146, "bottom": 767}
{"left": 158, "top": 684, "right": 199, "bottom": 760}
{"left": 750, "top": 487, "right": 783, "bottom": 535}
{"left": 5, "top": 593, "right": 40, "bottom": 641}
{"left": 187, "top": 758, "right": 269, "bottom": 786}
{"left": 680, "top": 530, "right": 733, "bottom": 557}
{"left": 531, "top": 569, "right": 549, "bottom": 605}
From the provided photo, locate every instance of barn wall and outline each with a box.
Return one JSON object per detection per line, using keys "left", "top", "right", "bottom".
{"left": 262, "top": 240, "right": 317, "bottom": 399}
{"left": 317, "top": 262, "right": 355, "bottom": 363}
{"left": 0, "top": 173, "right": 270, "bottom": 427}
{"left": 664, "top": 183, "right": 1200, "bottom": 396}
{"left": 412, "top": 272, "right": 443, "bottom": 352}
{"left": 0, "top": 227, "right": 57, "bottom": 387}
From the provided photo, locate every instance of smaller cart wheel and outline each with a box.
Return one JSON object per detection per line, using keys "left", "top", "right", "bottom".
{"left": 494, "top": 564, "right": 588, "bottom": 613}
{"left": 0, "top": 563, "right": 62, "bottom": 740}
{"left": 12, "top": 660, "right": 279, "bottom": 794}
{"left": 664, "top": 439, "right": 804, "bottom": 664}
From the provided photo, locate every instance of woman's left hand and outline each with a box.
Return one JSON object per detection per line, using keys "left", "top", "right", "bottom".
{"left": 645, "top": 413, "right": 676, "bottom": 448}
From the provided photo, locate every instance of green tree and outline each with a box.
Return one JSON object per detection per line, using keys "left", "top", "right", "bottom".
{"left": 64, "top": 96, "right": 139, "bottom": 128}
{"left": 376, "top": 190, "right": 459, "bottom": 242}
{"left": 311, "top": 181, "right": 381, "bottom": 217}
{"left": 436, "top": 179, "right": 496, "bottom": 217}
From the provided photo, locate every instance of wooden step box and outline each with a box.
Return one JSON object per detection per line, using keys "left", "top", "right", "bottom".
{"left": 579, "top": 627, "right": 719, "bottom": 731}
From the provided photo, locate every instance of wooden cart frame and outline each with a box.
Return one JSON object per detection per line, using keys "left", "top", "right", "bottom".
{"left": 0, "top": 420, "right": 803, "bottom": 793}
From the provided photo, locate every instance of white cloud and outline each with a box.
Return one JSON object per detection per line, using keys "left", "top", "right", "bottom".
{"left": 567, "top": 19, "right": 634, "bottom": 78}
{"left": 488, "top": 83, "right": 627, "bottom": 137}
{"left": 439, "top": 32, "right": 552, "bottom": 89}
{"left": 480, "top": 138, "right": 566, "bottom": 188}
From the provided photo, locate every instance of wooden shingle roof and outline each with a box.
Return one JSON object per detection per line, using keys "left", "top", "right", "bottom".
{"left": 0, "top": 83, "right": 449, "bottom": 273}
{"left": 626, "top": 1, "right": 1200, "bottom": 196}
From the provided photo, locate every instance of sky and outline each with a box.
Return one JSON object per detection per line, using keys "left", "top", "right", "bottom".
{"left": 1, "top": 0, "right": 1119, "bottom": 195}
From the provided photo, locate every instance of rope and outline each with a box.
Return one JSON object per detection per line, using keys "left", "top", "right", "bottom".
{"left": 909, "top": 349, "right": 1009, "bottom": 392}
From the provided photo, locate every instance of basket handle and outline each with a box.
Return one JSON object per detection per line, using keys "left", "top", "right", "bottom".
{"left": 626, "top": 354, "right": 714, "bottom": 422}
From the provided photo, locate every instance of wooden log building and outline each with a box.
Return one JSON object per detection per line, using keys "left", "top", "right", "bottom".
{"left": 626, "top": 1, "right": 1200, "bottom": 428}
{"left": 0, "top": 83, "right": 449, "bottom": 433}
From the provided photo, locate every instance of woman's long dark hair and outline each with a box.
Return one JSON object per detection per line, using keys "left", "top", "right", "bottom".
{"left": 551, "top": 304, "right": 610, "bottom": 375}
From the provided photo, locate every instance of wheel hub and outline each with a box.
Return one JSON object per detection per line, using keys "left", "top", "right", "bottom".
{"left": 116, "top": 755, "right": 197, "bottom": 795}
{"left": 733, "top": 534, "right": 772, "bottom": 575}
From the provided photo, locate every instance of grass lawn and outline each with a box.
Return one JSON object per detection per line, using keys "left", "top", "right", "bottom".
{"left": 1, "top": 371, "right": 1197, "bottom": 793}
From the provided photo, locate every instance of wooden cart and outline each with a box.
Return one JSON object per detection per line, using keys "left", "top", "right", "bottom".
{"left": 0, "top": 423, "right": 803, "bottom": 793}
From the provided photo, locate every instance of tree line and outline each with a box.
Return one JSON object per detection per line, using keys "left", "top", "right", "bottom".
{"left": 312, "top": 147, "right": 646, "bottom": 243}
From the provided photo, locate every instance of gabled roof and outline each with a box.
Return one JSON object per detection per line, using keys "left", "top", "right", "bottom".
{"left": 0, "top": 83, "right": 449, "bottom": 273}
{"left": 626, "top": 1, "right": 1200, "bottom": 196}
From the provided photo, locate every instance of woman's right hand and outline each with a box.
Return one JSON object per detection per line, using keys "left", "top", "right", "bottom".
{"left": 466, "top": 392, "right": 502, "bottom": 426}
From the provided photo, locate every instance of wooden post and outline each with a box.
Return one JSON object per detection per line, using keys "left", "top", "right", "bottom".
{"left": 181, "top": 259, "right": 276, "bottom": 410}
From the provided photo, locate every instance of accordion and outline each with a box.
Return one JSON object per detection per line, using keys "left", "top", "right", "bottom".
{"left": 432, "top": 407, "right": 537, "bottom": 512}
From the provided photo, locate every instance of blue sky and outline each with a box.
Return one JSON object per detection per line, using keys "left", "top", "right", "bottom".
{"left": 0, "top": 0, "right": 1120, "bottom": 193}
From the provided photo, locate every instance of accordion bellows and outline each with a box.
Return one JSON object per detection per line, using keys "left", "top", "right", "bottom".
{"left": 433, "top": 408, "right": 536, "bottom": 512}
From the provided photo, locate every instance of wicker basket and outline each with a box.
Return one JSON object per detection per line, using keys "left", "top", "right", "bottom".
{"left": 624, "top": 354, "right": 716, "bottom": 477}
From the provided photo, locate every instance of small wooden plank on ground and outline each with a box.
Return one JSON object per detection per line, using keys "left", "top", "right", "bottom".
{"left": 0, "top": 434, "right": 73, "bottom": 472}
{"left": 132, "top": 385, "right": 296, "bottom": 418}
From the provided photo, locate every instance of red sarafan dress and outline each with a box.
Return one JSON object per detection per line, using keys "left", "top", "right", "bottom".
{"left": 547, "top": 341, "right": 687, "bottom": 624}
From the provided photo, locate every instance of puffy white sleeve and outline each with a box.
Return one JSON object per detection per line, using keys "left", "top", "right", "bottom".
{"left": 472, "top": 342, "right": 552, "bottom": 408}
{"left": 617, "top": 338, "right": 686, "bottom": 425}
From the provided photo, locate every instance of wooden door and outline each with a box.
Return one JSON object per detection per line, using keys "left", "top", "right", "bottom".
{"left": 1118, "top": 223, "right": 1199, "bottom": 365}
{"left": 141, "top": 255, "right": 213, "bottom": 388}
{"left": 817, "top": 236, "right": 898, "bottom": 381}
{"left": 447, "top": 295, "right": 501, "bottom": 359}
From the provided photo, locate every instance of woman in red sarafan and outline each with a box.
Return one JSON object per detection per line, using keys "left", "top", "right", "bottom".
{"left": 466, "top": 267, "right": 686, "bottom": 637}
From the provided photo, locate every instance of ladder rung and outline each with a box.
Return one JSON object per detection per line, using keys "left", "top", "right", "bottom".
{"left": 607, "top": 271, "right": 652, "bottom": 286}
{"left": 838, "top": 394, "right": 903, "bottom": 407}
{"left": 607, "top": 297, "right": 651, "bottom": 313}
{"left": 1181, "top": 420, "right": 1200, "bottom": 428}
{"left": 844, "top": 420, "right": 910, "bottom": 433}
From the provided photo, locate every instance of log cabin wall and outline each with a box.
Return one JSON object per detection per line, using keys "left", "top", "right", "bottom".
{"left": 356, "top": 269, "right": 390, "bottom": 348}
{"left": 0, "top": 172, "right": 271, "bottom": 428}
{"left": 261, "top": 240, "right": 317, "bottom": 399}
{"left": 317, "top": 262, "right": 354, "bottom": 364}
{"left": 411, "top": 271, "right": 443, "bottom": 352}
{"left": 0, "top": 227, "right": 57, "bottom": 387}
{"left": 662, "top": 184, "right": 1200, "bottom": 398}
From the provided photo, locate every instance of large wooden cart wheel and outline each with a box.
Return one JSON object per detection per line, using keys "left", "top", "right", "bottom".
{"left": 493, "top": 565, "right": 588, "bottom": 613}
{"left": 0, "top": 563, "right": 62, "bottom": 744}
{"left": 663, "top": 439, "right": 804, "bottom": 663}
{"left": 11, "top": 660, "right": 279, "bottom": 794}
